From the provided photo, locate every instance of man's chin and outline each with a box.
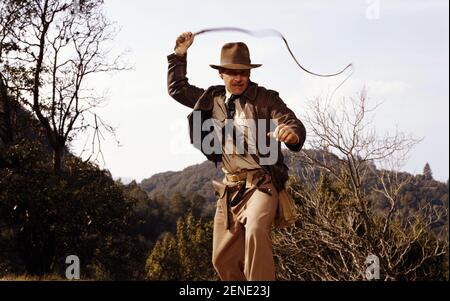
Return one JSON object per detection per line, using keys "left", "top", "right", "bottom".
{"left": 231, "top": 88, "right": 244, "bottom": 95}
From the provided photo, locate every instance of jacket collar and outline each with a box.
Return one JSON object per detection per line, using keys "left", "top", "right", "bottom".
{"left": 243, "top": 81, "right": 258, "bottom": 101}
{"left": 193, "top": 81, "right": 258, "bottom": 112}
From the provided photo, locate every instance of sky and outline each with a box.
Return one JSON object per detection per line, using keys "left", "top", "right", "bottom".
{"left": 71, "top": 0, "right": 449, "bottom": 183}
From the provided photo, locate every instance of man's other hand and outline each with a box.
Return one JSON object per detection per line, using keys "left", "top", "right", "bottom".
{"left": 268, "top": 124, "right": 299, "bottom": 145}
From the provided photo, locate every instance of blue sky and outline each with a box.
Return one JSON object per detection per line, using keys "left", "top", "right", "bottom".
{"left": 73, "top": 0, "right": 449, "bottom": 182}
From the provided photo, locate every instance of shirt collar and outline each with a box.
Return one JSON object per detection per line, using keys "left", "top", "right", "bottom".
{"left": 224, "top": 81, "right": 258, "bottom": 102}
{"left": 225, "top": 89, "right": 232, "bottom": 102}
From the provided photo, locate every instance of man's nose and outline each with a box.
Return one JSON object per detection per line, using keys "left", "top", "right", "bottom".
{"left": 233, "top": 74, "right": 242, "bottom": 82}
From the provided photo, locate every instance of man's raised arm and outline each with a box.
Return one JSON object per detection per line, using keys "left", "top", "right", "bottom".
{"left": 167, "top": 32, "right": 204, "bottom": 109}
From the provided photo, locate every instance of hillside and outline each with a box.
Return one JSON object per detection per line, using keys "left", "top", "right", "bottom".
{"left": 140, "top": 162, "right": 224, "bottom": 202}
{"left": 140, "top": 150, "right": 448, "bottom": 202}
{"left": 139, "top": 149, "right": 449, "bottom": 234}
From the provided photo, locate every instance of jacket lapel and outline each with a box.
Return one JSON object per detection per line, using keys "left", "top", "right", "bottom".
{"left": 192, "top": 85, "right": 224, "bottom": 112}
{"left": 214, "top": 94, "right": 228, "bottom": 122}
{"left": 242, "top": 82, "right": 258, "bottom": 120}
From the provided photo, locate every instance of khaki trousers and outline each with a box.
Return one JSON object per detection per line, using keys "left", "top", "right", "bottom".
{"left": 212, "top": 178, "right": 278, "bottom": 281}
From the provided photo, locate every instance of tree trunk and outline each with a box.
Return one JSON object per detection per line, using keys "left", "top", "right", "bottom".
{"left": 53, "top": 147, "right": 64, "bottom": 173}
{"left": 18, "top": 226, "right": 56, "bottom": 276}
{"left": 0, "top": 72, "right": 13, "bottom": 147}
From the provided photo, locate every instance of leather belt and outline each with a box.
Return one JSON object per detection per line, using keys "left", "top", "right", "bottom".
{"left": 225, "top": 168, "right": 266, "bottom": 188}
{"left": 215, "top": 169, "right": 269, "bottom": 230}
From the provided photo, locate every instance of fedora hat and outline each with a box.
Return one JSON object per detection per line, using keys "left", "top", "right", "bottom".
{"left": 210, "top": 42, "right": 262, "bottom": 70}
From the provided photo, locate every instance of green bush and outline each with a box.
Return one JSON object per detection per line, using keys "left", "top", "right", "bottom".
{"left": 0, "top": 141, "right": 146, "bottom": 279}
{"left": 145, "top": 213, "right": 215, "bottom": 280}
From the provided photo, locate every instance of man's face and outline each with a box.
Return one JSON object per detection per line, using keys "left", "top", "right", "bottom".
{"left": 219, "top": 68, "right": 250, "bottom": 96}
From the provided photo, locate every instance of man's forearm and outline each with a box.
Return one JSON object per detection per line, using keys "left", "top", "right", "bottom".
{"left": 174, "top": 48, "right": 187, "bottom": 56}
{"left": 167, "top": 53, "right": 204, "bottom": 108}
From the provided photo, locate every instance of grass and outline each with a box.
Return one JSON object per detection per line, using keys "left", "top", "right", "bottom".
{"left": 0, "top": 274, "right": 72, "bottom": 281}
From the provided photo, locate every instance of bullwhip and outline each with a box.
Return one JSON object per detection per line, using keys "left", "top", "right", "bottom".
{"left": 193, "top": 27, "right": 354, "bottom": 95}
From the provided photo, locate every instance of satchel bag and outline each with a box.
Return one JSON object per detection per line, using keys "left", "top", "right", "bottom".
{"left": 274, "top": 189, "right": 298, "bottom": 228}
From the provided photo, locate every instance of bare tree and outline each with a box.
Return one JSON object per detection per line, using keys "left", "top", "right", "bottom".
{"left": 0, "top": 0, "right": 30, "bottom": 147}
{"left": 273, "top": 89, "right": 448, "bottom": 280}
{"left": 0, "top": 0, "right": 128, "bottom": 171}
{"left": 0, "top": 72, "right": 12, "bottom": 147}
{"left": 304, "top": 89, "right": 419, "bottom": 245}
{"left": 0, "top": 0, "right": 29, "bottom": 60}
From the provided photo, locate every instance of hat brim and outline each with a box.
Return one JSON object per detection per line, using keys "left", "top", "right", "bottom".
{"left": 209, "top": 63, "right": 262, "bottom": 70}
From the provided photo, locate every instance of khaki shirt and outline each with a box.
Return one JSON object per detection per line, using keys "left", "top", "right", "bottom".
{"left": 221, "top": 91, "right": 261, "bottom": 174}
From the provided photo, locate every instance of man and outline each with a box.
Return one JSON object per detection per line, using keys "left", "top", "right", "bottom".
{"left": 167, "top": 32, "right": 306, "bottom": 281}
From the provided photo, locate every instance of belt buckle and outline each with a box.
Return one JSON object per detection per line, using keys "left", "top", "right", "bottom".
{"left": 229, "top": 174, "right": 239, "bottom": 182}
{"left": 227, "top": 173, "right": 244, "bottom": 182}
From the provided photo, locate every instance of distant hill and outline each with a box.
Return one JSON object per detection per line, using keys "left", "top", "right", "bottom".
{"left": 140, "top": 149, "right": 448, "bottom": 203}
{"left": 139, "top": 149, "right": 448, "bottom": 235}
{"left": 140, "top": 161, "right": 224, "bottom": 203}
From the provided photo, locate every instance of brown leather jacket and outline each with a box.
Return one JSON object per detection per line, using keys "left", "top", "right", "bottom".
{"left": 167, "top": 53, "right": 306, "bottom": 191}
